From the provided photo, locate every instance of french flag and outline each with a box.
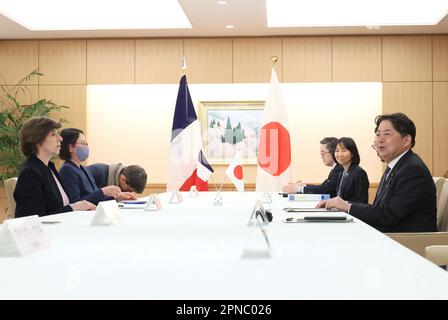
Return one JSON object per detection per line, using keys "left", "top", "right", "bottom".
{"left": 167, "top": 75, "right": 213, "bottom": 192}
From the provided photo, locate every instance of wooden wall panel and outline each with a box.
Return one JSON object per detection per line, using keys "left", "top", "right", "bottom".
{"left": 39, "top": 40, "right": 86, "bottom": 85}
{"left": 39, "top": 85, "right": 86, "bottom": 133}
{"left": 433, "top": 82, "right": 448, "bottom": 177}
{"left": 433, "top": 36, "right": 448, "bottom": 81}
{"left": 382, "top": 82, "right": 433, "bottom": 171}
{"left": 87, "top": 40, "right": 134, "bottom": 84}
{"left": 333, "top": 36, "right": 381, "bottom": 82}
{"left": 184, "top": 39, "right": 232, "bottom": 83}
{"left": 382, "top": 36, "right": 432, "bottom": 81}
{"left": 233, "top": 38, "right": 282, "bottom": 83}
{"left": 282, "top": 37, "right": 331, "bottom": 82}
{"left": 0, "top": 41, "right": 38, "bottom": 85}
{"left": 135, "top": 39, "right": 183, "bottom": 84}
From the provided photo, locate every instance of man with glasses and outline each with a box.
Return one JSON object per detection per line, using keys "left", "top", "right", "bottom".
{"left": 284, "top": 137, "right": 342, "bottom": 198}
{"left": 320, "top": 113, "right": 436, "bottom": 233}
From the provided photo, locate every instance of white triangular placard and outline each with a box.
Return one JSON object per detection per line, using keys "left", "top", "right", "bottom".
{"left": 247, "top": 200, "right": 268, "bottom": 226}
{"left": 168, "top": 190, "right": 183, "bottom": 203}
{"left": 91, "top": 200, "right": 121, "bottom": 226}
{"left": 188, "top": 186, "right": 199, "bottom": 198}
{"left": 144, "top": 194, "right": 162, "bottom": 211}
{"left": 261, "top": 192, "right": 272, "bottom": 204}
{"left": 0, "top": 215, "right": 50, "bottom": 256}
{"left": 241, "top": 215, "right": 272, "bottom": 259}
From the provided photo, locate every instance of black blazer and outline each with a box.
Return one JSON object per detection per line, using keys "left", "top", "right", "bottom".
{"left": 304, "top": 164, "right": 343, "bottom": 198}
{"left": 14, "top": 156, "right": 73, "bottom": 218}
{"left": 350, "top": 150, "right": 437, "bottom": 233}
{"left": 59, "top": 160, "right": 110, "bottom": 205}
{"left": 336, "top": 163, "right": 369, "bottom": 204}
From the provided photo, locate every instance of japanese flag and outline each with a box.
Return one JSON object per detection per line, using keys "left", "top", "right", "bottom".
{"left": 225, "top": 152, "right": 244, "bottom": 193}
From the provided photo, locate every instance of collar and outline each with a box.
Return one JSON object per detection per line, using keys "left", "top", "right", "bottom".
{"left": 387, "top": 149, "right": 409, "bottom": 171}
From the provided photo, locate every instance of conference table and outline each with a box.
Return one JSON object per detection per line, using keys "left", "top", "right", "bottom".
{"left": 1, "top": 192, "right": 448, "bottom": 300}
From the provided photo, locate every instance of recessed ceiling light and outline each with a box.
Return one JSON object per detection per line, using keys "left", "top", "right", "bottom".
{"left": 217, "top": 1, "right": 228, "bottom": 4}
{"left": 266, "top": 0, "right": 448, "bottom": 27}
{"left": 225, "top": 25, "right": 235, "bottom": 29}
{"left": 0, "top": 0, "right": 192, "bottom": 30}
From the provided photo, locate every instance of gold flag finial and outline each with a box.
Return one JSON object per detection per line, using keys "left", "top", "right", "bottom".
{"left": 271, "top": 56, "right": 278, "bottom": 66}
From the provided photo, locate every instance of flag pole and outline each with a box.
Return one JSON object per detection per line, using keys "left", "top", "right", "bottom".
{"left": 271, "top": 56, "right": 278, "bottom": 69}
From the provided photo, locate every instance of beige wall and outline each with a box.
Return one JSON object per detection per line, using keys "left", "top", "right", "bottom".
{"left": 1, "top": 35, "right": 447, "bottom": 184}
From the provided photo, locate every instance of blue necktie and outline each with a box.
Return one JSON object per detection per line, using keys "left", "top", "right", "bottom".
{"left": 337, "top": 171, "right": 348, "bottom": 198}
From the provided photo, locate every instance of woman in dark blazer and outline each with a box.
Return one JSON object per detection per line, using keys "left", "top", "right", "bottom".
{"left": 58, "top": 128, "right": 134, "bottom": 205}
{"left": 334, "top": 137, "right": 369, "bottom": 203}
{"left": 14, "top": 117, "right": 96, "bottom": 217}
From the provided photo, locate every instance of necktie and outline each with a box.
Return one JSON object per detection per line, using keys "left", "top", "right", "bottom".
{"left": 337, "top": 171, "right": 348, "bottom": 198}
{"left": 373, "top": 166, "right": 391, "bottom": 205}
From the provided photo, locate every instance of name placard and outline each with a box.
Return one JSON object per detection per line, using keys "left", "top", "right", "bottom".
{"left": 0, "top": 215, "right": 50, "bottom": 256}
{"left": 91, "top": 200, "right": 121, "bottom": 226}
{"left": 144, "top": 194, "right": 162, "bottom": 211}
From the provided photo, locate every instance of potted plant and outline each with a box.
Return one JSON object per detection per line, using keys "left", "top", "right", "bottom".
{"left": 0, "top": 70, "right": 68, "bottom": 182}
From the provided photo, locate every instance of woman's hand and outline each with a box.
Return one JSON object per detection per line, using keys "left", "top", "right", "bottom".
{"left": 101, "top": 185, "right": 121, "bottom": 198}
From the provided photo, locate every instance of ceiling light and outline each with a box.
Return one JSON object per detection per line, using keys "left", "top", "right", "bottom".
{"left": 217, "top": 1, "right": 228, "bottom": 4}
{"left": 266, "top": 0, "right": 448, "bottom": 27}
{"left": 225, "top": 25, "right": 235, "bottom": 29}
{"left": 0, "top": 0, "right": 192, "bottom": 30}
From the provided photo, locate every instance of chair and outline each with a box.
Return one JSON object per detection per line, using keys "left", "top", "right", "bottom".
{"left": 433, "top": 177, "right": 445, "bottom": 208}
{"left": 386, "top": 178, "right": 448, "bottom": 257}
{"left": 4, "top": 177, "right": 17, "bottom": 219}
{"left": 425, "top": 245, "right": 448, "bottom": 267}
{"left": 437, "top": 179, "right": 448, "bottom": 232}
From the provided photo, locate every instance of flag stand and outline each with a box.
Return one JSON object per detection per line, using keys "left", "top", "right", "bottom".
{"left": 211, "top": 176, "right": 224, "bottom": 206}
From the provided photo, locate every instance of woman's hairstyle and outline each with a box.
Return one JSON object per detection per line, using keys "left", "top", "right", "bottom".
{"left": 336, "top": 137, "right": 360, "bottom": 166}
{"left": 59, "top": 128, "right": 84, "bottom": 161}
{"left": 20, "top": 117, "right": 61, "bottom": 159}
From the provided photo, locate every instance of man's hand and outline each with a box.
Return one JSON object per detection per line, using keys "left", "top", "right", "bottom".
{"left": 324, "top": 196, "right": 351, "bottom": 212}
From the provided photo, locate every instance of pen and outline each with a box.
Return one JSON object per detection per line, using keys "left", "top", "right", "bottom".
{"left": 122, "top": 201, "right": 147, "bottom": 204}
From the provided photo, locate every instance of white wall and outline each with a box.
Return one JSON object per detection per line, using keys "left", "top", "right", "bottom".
{"left": 87, "top": 82, "right": 382, "bottom": 185}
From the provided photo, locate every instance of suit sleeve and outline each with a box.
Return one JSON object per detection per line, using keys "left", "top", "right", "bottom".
{"left": 304, "top": 170, "right": 339, "bottom": 197}
{"left": 60, "top": 165, "right": 105, "bottom": 205}
{"left": 350, "top": 164, "right": 425, "bottom": 228}
{"left": 14, "top": 167, "right": 72, "bottom": 217}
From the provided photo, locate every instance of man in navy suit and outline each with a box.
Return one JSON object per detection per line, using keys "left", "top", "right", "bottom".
{"left": 321, "top": 113, "right": 437, "bottom": 233}
{"left": 284, "top": 137, "right": 342, "bottom": 198}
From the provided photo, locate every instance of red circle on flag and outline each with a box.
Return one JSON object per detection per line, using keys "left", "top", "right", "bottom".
{"left": 258, "top": 122, "right": 291, "bottom": 176}
{"left": 233, "top": 165, "right": 243, "bottom": 180}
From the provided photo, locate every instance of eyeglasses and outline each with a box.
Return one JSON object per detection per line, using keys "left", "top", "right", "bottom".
{"left": 76, "top": 142, "right": 88, "bottom": 147}
{"left": 320, "top": 151, "right": 331, "bottom": 156}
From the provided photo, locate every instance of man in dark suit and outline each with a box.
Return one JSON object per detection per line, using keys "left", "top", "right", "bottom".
{"left": 320, "top": 113, "right": 437, "bottom": 233}
{"left": 284, "top": 137, "right": 342, "bottom": 198}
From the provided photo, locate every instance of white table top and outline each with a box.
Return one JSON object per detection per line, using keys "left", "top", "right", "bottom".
{"left": 1, "top": 192, "right": 448, "bottom": 299}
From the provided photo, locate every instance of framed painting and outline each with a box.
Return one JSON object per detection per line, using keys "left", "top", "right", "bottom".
{"left": 198, "top": 101, "right": 264, "bottom": 164}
